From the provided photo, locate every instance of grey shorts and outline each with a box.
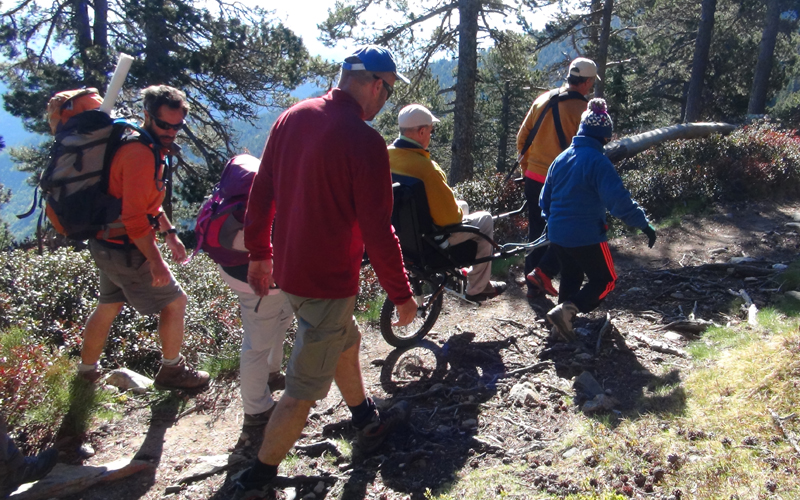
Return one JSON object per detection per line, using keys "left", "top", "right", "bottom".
{"left": 89, "top": 239, "right": 184, "bottom": 316}
{"left": 283, "top": 293, "right": 360, "bottom": 401}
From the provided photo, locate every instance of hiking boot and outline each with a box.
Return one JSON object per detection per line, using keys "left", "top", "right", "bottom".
{"left": 243, "top": 404, "right": 275, "bottom": 427}
{"left": 546, "top": 302, "right": 579, "bottom": 342}
{"left": 267, "top": 372, "right": 285, "bottom": 392}
{"left": 153, "top": 355, "right": 210, "bottom": 391}
{"left": 77, "top": 367, "right": 103, "bottom": 384}
{"left": 1, "top": 447, "right": 59, "bottom": 497}
{"left": 465, "top": 281, "right": 507, "bottom": 302}
{"left": 526, "top": 267, "right": 558, "bottom": 296}
{"left": 231, "top": 469, "right": 283, "bottom": 500}
{"left": 356, "top": 400, "right": 410, "bottom": 454}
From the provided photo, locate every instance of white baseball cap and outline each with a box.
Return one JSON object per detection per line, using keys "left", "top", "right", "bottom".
{"left": 569, "top": 57, "right": 600, "bottom": 80}
{"left": 398, "top": 104, "right": 440, "bottom": 128}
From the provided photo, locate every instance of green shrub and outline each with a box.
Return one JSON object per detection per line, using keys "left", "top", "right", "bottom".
{"left": 0, "top": 327, "right": 76, "bottom": 452}
{"left": 772, "top": 91, "right": 800, "bottom": 129}
{"left": 619, "top": 121, "right": 800, "bottom": 218}
{"left": 0, "top": 248, "right": 244, "bottom": 376}
{"left": 453, "top": 171, "right": 527, "bottom": 242}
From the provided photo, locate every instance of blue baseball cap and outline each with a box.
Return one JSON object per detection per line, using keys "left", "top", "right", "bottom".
{"left": 342, "top": 45, "right": 410, "bottom": 84}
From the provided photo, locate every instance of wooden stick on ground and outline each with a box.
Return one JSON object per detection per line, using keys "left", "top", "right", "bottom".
{"left": 768, "top": 408, "right": 800, "bottom": 457}
{"left": 596, "top": 313, "right": 612, "bottom": 355}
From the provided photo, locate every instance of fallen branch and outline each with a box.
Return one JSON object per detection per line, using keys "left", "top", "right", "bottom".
{"left": 497, "top": 361, "right": 553, "bottom": 379}
{"left": 768, "top": 408, "right": 800, "bottom": 457}
{"left": 729, "top": 289, "right": 759, "bottom": 326}
{"left": 272, "top": 474, "right": 340, "bottom": 488}
{"left": 500, "top": 415, "right": 545, "bottom": 436}
{"left": 396, "top": 383, "right": 446, "bottom": 400}
{"left": 596, "top": 313, "right": 612, "bottom": 355}
{"left": 294, "top": 439, "right": 342, "bottom": 457}
{"left": 652, "top": 319, "right": 717, "bottom": 336}
{"left": 470, "top": 436, "right": 503, "bottom": 453}
{"left": 697, "top": 262, "right": 776, "bottom": 277}
{"left": 177, "top": 405, "right": 200, "bottom": 420}
{"left": 493, "top": 317, "right": 526, "bottom": 329}
{"left": 629, "top": 333, "right": 688, "bottom": 358}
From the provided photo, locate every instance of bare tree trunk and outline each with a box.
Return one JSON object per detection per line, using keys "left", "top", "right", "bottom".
{"left": 684, "top": 0, "right": 717, "bottom": 122}
{"left": 143, "top": 0, "right": 171, "bottom": 84}
{"left": 748, "top": 0, "right": 781, "bottom": 115}
{"left": 588, "top": 0, "right": 602, "bottom": 56}
{"left": 449, "top": 0, "right": 480, "bottom": 185}
{"left": 93, "top": 0, "right": 110, "bottom": 81}
{"left": 496, "top": 80, "right": 511, "bottom": 172}
{"left": 604, "top": 122, "right": 736, "bottom": 163}
{"left": 594, "top": 0, "right": 614, "bottom": 98}
{"left": 72, "top": 0, "right": 101, "bottom": 89}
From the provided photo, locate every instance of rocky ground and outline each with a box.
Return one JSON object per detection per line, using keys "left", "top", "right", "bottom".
{"left": 10, "top": 201, "right": 800, "bottom": 500}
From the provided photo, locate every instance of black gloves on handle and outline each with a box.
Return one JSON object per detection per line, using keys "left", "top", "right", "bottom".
{"left": 642, "top": 224, "right": 657, "bottom": 248}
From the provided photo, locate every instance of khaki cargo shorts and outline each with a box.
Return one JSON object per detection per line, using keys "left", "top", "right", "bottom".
{"left": 89, "top": 239, "right": 184, "bottom": 316}
{"left": 283, "top": 293, "right": 360, "bottom": 401}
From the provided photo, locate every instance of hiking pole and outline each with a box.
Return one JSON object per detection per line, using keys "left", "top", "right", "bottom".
{"left": 99, "top": 53, "right": 134, "bottom": 115}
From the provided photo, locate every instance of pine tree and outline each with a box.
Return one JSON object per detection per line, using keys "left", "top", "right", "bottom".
{"left": 0, "top": 0, "right": 309, "bottom": 201}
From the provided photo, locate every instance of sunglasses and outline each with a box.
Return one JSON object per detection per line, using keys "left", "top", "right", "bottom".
{"left": 152, "top": 116, "right": 185, "bottom": 131}
{"left": 373, "top": 74, "right": 394, "bottom": 100}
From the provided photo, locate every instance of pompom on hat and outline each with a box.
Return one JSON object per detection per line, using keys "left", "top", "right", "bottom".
{"left": 577, "top": 98, "right": 613, "bottom": 139}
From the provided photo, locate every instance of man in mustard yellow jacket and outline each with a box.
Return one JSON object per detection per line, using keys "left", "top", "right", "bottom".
{"left": 388, "top": 104, "right": 506, "bottom": 302}
{"left": 516, "top": 57, "right": 598, "bottom": 299}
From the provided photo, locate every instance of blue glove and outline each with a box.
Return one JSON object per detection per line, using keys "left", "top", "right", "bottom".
{"left": 642, "top": 224, "right": 657, "bottom": 248}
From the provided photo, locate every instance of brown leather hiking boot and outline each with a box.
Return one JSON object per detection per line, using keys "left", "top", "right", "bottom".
{"left": 77, "top": 367, "right": 103, "bottom": 384}
{"left": 154, "top": 355, "right": 210, "bottom": 391}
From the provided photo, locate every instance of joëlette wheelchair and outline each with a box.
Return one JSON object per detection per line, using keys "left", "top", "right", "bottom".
{"left": 377, "top": 173, "right": 548, "bottom": 348}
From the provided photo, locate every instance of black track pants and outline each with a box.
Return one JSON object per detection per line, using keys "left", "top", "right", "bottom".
{"left": 551, "top": 241, "right": 617, "bottom": 313}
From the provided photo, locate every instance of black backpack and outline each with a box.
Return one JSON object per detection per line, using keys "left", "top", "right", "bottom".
{"left": 18, "top": 109, "right": 164, "bottom": 241}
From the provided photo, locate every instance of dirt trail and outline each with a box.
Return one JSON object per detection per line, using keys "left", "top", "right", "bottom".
{"left": 51, "top": 201, "right": 800, "bottom": 500}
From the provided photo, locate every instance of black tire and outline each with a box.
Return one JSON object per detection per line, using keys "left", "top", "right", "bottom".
{"left": 379, "top": 279, "right": 444, "bottom": 348}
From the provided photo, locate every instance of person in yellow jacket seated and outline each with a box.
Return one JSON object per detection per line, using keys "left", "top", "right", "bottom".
{"left": 388, "top": 104, "right": 506, "bottom": 302}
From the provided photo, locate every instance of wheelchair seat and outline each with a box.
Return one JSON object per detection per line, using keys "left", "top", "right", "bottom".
{"left": 391, "top": 173, "right": 478, "bottom": 271}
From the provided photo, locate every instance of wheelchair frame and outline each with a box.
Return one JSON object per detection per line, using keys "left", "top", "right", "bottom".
{"left": 376, "top": 174, "right": 549, "bottom": 348}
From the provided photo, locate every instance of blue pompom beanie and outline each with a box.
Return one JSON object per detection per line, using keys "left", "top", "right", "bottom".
{"left": 577, "top": 98, "right": 613, "bottom": 139}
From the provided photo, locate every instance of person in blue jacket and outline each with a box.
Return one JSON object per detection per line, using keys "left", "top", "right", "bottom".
{"left": 540, "top": 98, "right": 657, "bottom": 341}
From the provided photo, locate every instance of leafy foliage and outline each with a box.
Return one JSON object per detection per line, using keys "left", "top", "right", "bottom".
{"left": 453, "top": 171, "right": 526, "bottom": 243}
{"left": 0, "top": 328, "right": 75, "bottom": 452}
{"left": 0, "top": 0, "right": 310, "bottom": 203}
{"left": 620, "top": 121, "right": 800, "bottom": 218}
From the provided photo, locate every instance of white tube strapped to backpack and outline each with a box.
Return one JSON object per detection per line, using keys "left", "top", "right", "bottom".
{"left": 99, "top": 53, "right": 134, "bottom": 115}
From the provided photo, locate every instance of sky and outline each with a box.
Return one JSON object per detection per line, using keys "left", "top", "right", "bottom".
{"left": 263, "top": 0, "right": 555, "bottom": 64}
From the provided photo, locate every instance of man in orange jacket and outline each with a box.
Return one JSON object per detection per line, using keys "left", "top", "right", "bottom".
{"left": 516, "top": 58, "right": 598, "bottom": 299}
{"left": 78, "top": 85, "right": 209, "bottom": 392}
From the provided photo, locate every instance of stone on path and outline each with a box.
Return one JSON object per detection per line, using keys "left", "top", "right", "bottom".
{"left": 508, "top": 382, "right": 539, "bottom": 407}
{"left": 573, "top": 371, "right": 604, "bottom": 399}
{"left": 582, "top": 394, "right": 620, "bottom": 414}
{"left": 177, "top": 454, "right": 246, "bottom": 484}
{"left": 785, "top": 291, "right": 800, "bottom": 304}
{"left": 9, "top": 459, "right": 153, "bottom": 500}
{"left": 105, "top": 368, "right": 154, "bottom": 394}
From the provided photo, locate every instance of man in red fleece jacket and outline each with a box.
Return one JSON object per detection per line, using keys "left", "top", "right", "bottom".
{"left": 238, "top": 45, "right": 417, "bottom": 499}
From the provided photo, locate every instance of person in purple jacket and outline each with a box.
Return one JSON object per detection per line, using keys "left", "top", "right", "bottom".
{"left": 539, "top": 98, "right": 657, "bottom": 341}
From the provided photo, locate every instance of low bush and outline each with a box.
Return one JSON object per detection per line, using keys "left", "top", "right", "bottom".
{"left": 620, "top": 121, "right": 800, "bottom": 219}
{"left": 0, "top": 327, "right": 75, "bottom": 453}
{"left": 452, "top": 171, "right": 527, "bottom": 243}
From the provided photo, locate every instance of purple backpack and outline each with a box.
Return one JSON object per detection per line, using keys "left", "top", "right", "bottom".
{"left": 192, "top": 154, "right": 260, "bottom": 266}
